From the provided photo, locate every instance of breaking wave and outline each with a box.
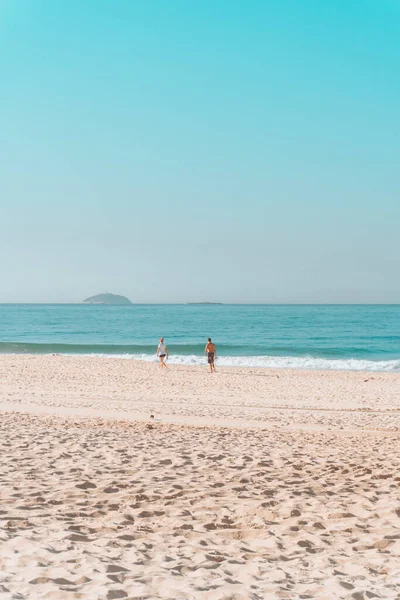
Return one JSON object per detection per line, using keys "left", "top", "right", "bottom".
{"left": 1, "top": 343, "right": 399, "bottom": 372}
{"left": 122, "top": 353, "right": 400, "bottom": 372}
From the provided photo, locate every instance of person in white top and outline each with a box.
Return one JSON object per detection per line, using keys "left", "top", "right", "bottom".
{"left": 156, "top": 337, "right": 169, "bottom": 368}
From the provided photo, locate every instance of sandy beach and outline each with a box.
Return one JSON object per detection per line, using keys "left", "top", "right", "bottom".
{"left": 1, "top": 355, "right": 399, "bottom": 599}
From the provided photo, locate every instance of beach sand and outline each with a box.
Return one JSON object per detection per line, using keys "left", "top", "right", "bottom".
{"left": 0, "top": 355, "right": 399, "bottom": 599}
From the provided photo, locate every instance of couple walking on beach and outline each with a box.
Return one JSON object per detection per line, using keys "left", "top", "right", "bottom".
{"left": 156, "top": 337, "right": 217, "bottom": 373}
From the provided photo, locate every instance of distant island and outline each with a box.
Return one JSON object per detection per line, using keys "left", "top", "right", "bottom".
{"left": 82, "top": 293, "right": 132, "bottom": 305}
{"left": 187, "top": 302, "right": 223, "bottom": 305}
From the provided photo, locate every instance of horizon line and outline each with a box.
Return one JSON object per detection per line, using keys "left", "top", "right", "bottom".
{"left": 1, "top": 302, "right": 400, "bottom": 307}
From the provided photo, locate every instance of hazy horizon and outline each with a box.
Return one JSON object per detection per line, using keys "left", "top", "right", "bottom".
{"left": 1, "top": 300, "right": 400, "bottom": 306}
{"left": 2, "top": 1, "right": 399, "bottom": 304}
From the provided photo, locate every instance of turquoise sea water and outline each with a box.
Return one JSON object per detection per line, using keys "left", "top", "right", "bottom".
{"left": 0, "top": 304, "right": 399, "bottom": 371}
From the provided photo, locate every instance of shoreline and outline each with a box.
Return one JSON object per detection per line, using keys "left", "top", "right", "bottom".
{"left": 1, "top": 350, "right": 400, "bottom": 374}
{"left": 0, "top": 350, "right": 399, "bottom": 373}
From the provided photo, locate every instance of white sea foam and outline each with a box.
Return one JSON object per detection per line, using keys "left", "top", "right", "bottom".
{"left": 96, "top": 353, "right": 400, "bottom": 372}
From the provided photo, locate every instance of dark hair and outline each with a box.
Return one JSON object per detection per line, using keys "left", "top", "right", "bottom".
{"left": 208, "top": 337, "right": 211, "bottom": 342}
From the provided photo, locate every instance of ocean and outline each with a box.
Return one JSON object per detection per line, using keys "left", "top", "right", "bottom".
{"left": 0, "top": 304, "right": 399, "bottom": 372}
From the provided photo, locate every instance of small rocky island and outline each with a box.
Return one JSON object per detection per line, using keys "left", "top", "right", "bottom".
{"left": 82, "top": 293, "right": 132, "bottom": 305}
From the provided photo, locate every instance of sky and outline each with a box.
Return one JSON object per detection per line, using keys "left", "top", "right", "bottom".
{"left": 1, "top": 0, "right": 399, "bottom": 303}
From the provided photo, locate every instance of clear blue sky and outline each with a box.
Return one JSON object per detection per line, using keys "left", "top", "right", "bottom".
{"left": 1, "top": 0, "right": 399, "bottom": 303}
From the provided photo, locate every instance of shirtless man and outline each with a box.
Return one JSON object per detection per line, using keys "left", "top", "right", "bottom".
{"left": 204, "top": 337, "right": 217, "bottom": 373}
